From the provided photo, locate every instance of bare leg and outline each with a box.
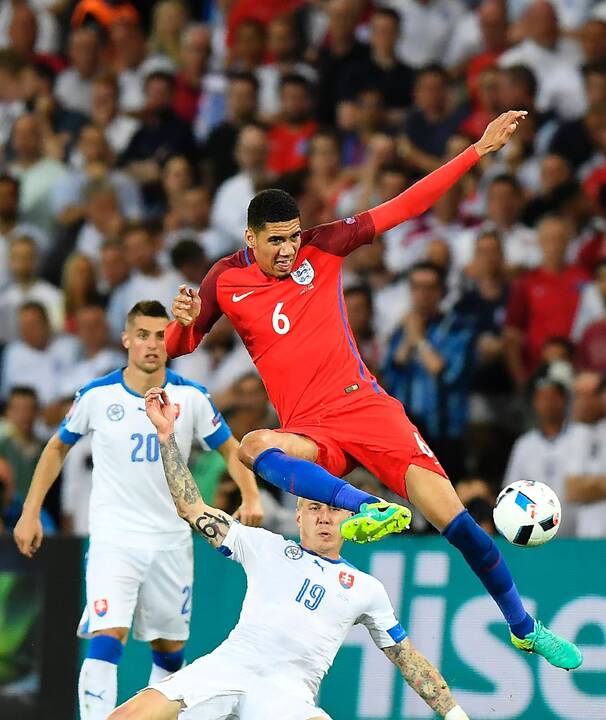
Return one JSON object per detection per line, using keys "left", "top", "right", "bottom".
{"left": 405, "top": 465, "right": 464, "bottom": 531}
{"left": 150, "top": 639, "right": 185, "bottom": 653}
{"left": 238, "top": 428, "right": 318, "bottom": 468}
{"left": 108, "top": 689, "right": 182, "bottom": 720}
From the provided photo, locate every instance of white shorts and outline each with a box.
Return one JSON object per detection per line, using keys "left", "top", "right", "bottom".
{"left": 78, "top": 540, "right": 193, "bottom": 642}
{"left": 149, "top": 655, "right": 330, "bottom": 720}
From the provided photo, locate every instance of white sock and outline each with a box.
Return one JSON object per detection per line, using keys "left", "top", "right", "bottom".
{"left": 148, "top": 663, "right": 173, "bottom": 684}
{"left": 78, "top": 658, "right": 118, "bottom": 720}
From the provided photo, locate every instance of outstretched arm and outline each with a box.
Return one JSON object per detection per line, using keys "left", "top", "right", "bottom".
{"left": 383, "top": 639, "right": 468, "bottom": 719}
{"left": 369, "top": 110, "right": 527, "bottom": 236}
{"left": 145, "top": 387, "right": 233, "bottom": 547}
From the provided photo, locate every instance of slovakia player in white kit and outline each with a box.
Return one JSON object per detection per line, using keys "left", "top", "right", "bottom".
{"left": 14, "top": 301, "right": 263, "bottom": 720}
{"left": 108, "top": 386, "right": 470, "bottom": 720}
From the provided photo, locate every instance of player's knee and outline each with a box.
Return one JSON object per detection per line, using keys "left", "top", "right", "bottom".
{"left": 239, "top": 429, "right": 276, "bottom": 466}
{"left": 93, "top": 628, "right": 128, "bottom": 644}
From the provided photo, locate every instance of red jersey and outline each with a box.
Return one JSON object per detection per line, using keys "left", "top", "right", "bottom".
{"left": 173, "top": 213, "right": 376, "bottom": 426}
{"left": 166, "top": 144, "right": 482, "bottom": 425}
{"left": 505, "top": 265, "right": 589, "bottom": 374}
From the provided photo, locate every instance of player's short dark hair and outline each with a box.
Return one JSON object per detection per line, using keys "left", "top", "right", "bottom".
{"left": 372, "top": 6, "right": 401, "bottom": 26}
{"left": 126, "top": 301, "right": 169, "bottom": 325}
{"left": 247, "top": 189, "right": 300, "bottom": 232}
{"left": 504, "top": 65, "right": 537, "bottom": 98}
{"left": 408, "top": 261, "right": 447, "bottom": 291}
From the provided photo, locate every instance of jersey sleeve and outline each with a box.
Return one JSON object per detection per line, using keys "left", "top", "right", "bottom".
{"left": 57, "top": 389, "right": 92, "bottom": 445}
{"left": 165, "top": 259, "right": 227, "bottom": 358}
{"left": 191, "top": 386, "right": 232, "bottom": 450}
{"left": 301, "top": 212, "right": 375, "bottom": 257}
{"left": 356, "top": 578, "right": 407, "bottom": 649}
{"left": 217, "top": 521, "right": 280, "bottom": 570}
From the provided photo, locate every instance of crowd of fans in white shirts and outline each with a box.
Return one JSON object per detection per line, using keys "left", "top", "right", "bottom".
{"left": 1, "top": 0, "right": 606, "bottom": 539}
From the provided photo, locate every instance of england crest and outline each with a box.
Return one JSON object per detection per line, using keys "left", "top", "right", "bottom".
{"left": 290, "top": 259, "right": 315, "bottom": 286}
{"left": 338, "top": 571, "right": 355, "bottom": 589}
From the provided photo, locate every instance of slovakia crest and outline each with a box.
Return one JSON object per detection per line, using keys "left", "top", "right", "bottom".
{"left": 284, "top": 544, "right": 303, "bottom": 560}
{"left": 94, "top": 598, "right": 108, "bottom": 617}
{"left": 291, "top": 259, "right": 315, "bottom": 286}
{"left": 338, "top": 571, "right": 355, "bottom": 589}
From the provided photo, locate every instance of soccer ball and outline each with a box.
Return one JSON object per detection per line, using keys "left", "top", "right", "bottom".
{"left": 493, "top": 480, "right": 561, "bottom": 547}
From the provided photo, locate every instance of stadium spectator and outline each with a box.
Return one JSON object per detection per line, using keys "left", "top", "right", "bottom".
{"left": 120, "top": 71, "right": 195, "bottom": 209}
{"left": 109, "top": 17, "right": 157, "bottom": 114}
{"left": 89, "top": 72, "right": 140, "bottom": 157}
{"left": 8, "top": 112, "right": 67, "bottom": 237}
{"left": 0, "top": 456, "right": 55, "bottom": 536}
{"left": 157, "top": 154, "right": 194, "bottom": 227}
{"left": 455, "top": 231, "right": 514, "bottom": 482}
{"left": 0, "top": 174, "right": 21, "bottom": 289}
{"left": 549, "top": 103, "right": 606, "bottom": 172}
{"left": 0, "top": 50, "right": 26, "bottom": 147}
{"left": 0, "top": 0, "right": 60, "bottom": 56}
{"left": 53, "top": 124, "right": 143, "bottom": 226}
{"left": 498, "top": 0, "right": 586, "bottom": 120}
{"left": 0, "top": 234, "right": 63, "bottom": 343}
{"left": 402, "top": 65, "right": 470, "bottom": 173}
{"left": 0, "top": 387, "right": 43, "bottom": 500}
{"left": 256, "top": 14, "right": 316, "bottom": 121}
{"left": 229, "top": 17, "right": 266, "bottom": 72}
{"left": 172, "top": 23, "right": 211, "bottom": 124}
{"left": 316, "top": 0, "right": 368, "bottom": 125}
{"left": 504, "top": 215, "right": 589, "bottom": 387}
{"left": 210, "top": 124, "right": 271, "bottom": 255}
{"left": 59, "top": 304, "right": 125, "bottom": 398}
{"left": 169, "top": 238, "right": 210, "bottom": 285}
{"left": 340, "top": 88, "right": 390, "bottom": 168}
{"left": 339, "top": 7, "right": 414, "bottom": 125}
{"left": 448, "top": 0, "right": 509, "bottom": 77}
{"left": 7, "top": 4, "right": 62, "bottom": 72}
{"left": 379, "top": 0, "right": 469, "bottom": 69}
{"left": 344, "top": 284, "right": 381, "bottom": 374}
{"left": 580, "top": 15, "right": 606, "bottom": 65}
{"left": 564, "top": 370, "right": 606, "bottom": 537}
{"left": 54, "top": 26, "right": 102, "bottom": 116}
{"left": 165, "top": 184, "right": 224, "bottom": 260}
{"left": 574, "top": 260, "right": 606, "bottom": 371}
{"left": 521, "top": 153, "right": 573, "bottom": 226}
{"left": 503, "top": 367, "right": 575, "bottom": 534}
{"left": 382, "top": 261, "right": 476, "bottom": 480}
{"left": 203, "top": 71, "right": 259, "bottom": 189}
{"left": 267, "top": 73, "right": 317, "bottom": 175}
{"left": 0, "top": 301, "right": 78, "bottom": 410}
{"left": 149, "top": 0, "right": 188, "bottom": 66}
{"left": 98, "top": 239, "right": 129, "bottom": 298}
{"left": 73, "top": 180, "right": 125, "bottom": 261}
{"left": 459, "top": 65, "right": 502, "bottom": 142}
{"left": 106, "top": 223, "right": 184, "bottom": 340}
{"left": 60, "top": 253, "right": 103, "bottom": 334}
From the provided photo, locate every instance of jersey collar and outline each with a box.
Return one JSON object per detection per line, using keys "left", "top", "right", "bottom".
{"left": 119, "top": 368, "right": 169, "bottom": 398}
{"left": 299, "top": 544, "right": 356, "bottom": 568}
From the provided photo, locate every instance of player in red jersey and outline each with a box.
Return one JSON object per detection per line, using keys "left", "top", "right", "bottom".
{"left": 166, "top": 111, "right": 581, "bottom": 670}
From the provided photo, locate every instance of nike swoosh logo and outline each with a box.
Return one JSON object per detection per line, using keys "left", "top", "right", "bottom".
{"left": 232, "top": 291, "right": 254, "bottom": 303}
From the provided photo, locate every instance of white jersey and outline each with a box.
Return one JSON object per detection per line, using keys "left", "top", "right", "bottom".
{"left": 58, "top": 368, "right": 232, "bottom": 549}
{"left": 212, "top": 522, "right": 405, "bottom": 705}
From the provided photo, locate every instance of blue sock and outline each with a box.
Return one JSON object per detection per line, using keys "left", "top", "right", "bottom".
{"left": 253, "top": 448, "right": 379, "bottom": 512}
{"left": 443, "top": 510, "right": 534, "bottom": 639}
{"left": 151, "top": 648, "right": 184, "bottom": 673}
{"left": 87, "top": 634, "right": 124, "bottom": 665}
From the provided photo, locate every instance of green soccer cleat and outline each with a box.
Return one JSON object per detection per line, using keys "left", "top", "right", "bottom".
{"left": 340, "top": 502, "right": 412, "bottom": 543}
{"left": 511, "top": 620, "right": 582, "bottom": 670}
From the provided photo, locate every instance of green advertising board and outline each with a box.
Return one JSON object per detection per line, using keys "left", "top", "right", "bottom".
{"left": 87, "top": 536, "right": 606, "bottom": 719}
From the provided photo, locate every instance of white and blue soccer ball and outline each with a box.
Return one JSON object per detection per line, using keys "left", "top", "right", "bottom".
{"left": 493, "top": 480, "right": 561, "bottom": 547}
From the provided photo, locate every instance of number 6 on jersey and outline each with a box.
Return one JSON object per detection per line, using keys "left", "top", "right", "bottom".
{"left": 272, "top": 302, "right": 290, "bottom": 335}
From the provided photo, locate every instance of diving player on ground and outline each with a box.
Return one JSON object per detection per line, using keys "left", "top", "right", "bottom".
{"left": 108, "top": 386, "right": 471, "bottom": 720}
{"left": 166, "top": 111, "right": 581, "bottom": 670}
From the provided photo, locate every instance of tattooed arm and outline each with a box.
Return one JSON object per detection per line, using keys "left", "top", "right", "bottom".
{"left": 383, "top": 639, "right": 467, "bottom": 719}
{"left": 145, "top": 387, "right": 233, "bottom": 548}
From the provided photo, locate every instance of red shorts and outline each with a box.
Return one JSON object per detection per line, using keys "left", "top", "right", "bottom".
{"left": 279, "top": 392, "right": 448, "bottom": 500}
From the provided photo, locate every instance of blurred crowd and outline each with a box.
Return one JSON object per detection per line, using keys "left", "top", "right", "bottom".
{"left": 1, "top": 0, "right": 606, "bottom": 539}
